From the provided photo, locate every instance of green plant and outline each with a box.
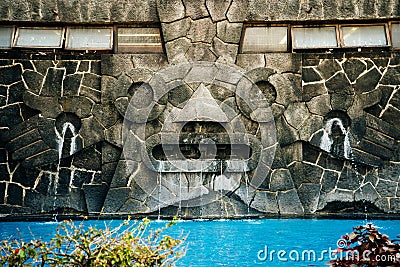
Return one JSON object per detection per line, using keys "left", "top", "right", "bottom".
{"left": 0, "top": 217, "right": 186, "bottom": 267}
{"left": 329, "top": 224, "right": 400, "bottom": 267}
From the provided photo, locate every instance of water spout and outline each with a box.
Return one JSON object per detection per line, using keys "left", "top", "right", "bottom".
{"left": 319, "top": 118, "right": 352, "bottom": 159}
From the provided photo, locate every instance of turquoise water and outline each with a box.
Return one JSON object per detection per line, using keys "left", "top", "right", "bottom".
{"left": 1, "top": 218, "right": 399, "bottom": 266}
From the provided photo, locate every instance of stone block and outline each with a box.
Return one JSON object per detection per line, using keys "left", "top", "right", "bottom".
{"left": 7, "top": 183, "right": 23, "bottom": 206}
{"left": 206, "top": 0, "right": 230, "bottom": 21}
{"left": 381, "top": 106, "right": 400, "bottom": 126}
{"left": 80, "top": 116, "right": 105, "bottom": 148}
{"left": 183, "top": 0, "right": 209, "bottom": 19}
{"left": 0, "top": 183, "right": 5, "bottom": 204}
{"left": 83, "top": 184, "right": 109, "bottom": 213}
{"left": 354, "top": 68, "right": 381, "bottom": 94}
{"left": 41, "top": 68, "right": 65, "bottom": 97}
{"left": 269, "top": 169, "right": 294, "bottom": 191}
{"left": 157, "top": 0, "right": 185, "bottom": 23}
{"left": 0, "top": 64, "right": 22, "bottom": 86}
{"left": 356, "top": 139, "right": 393, "bottom": 160}
{"left": 337, "top": 166, "right": 362, "bottom": 190}
{"left": 325, "top": 72, "right": 353, "bottom": 94}
{"left": 60, "top": 96, "right": 93, "bottom": 118}
{"left": 299, "top": 115, "right": 324, "bottom": 141}
{"left": 250, "top": 191, "right": 278, "bottom": 213}
{"left": 354, "top": 182, "right": 379, "bottom": 203}
{"left": 165, "top": 37, "right": 191, "bottom": 64}
{"left": 316, "top": 59, "right": 341, "bottom": 80}
{"left": 101, "top": 55, "right": 133, "bottom": 77}
{"left": 236, "top": 54, "right": 265, "bottom": 71}
{"left": 303, "top": 83, "right": 327, "bottom": 102}
{"left": 73, "top": 147, "right": 101, "bottom": 171}
{"left": 283, "top": 102, "right": 310, "bottom": 130}
{"left": 375, "top": 179, "right": 397, "bottom": 197}
{"left": 342, "top": 59, "right": 366, "bottom": 83}
{"left": 390, "top": 198, "right": 400, "bottom": 213}
{"left": 269, "top": 73, "right": 300, "bottom": 107}
{"left": 274, "top": 116, "right": 299, "bottom": 146}
{"left": 102, "top": 187, "right": 131, "bottom": 213}
{"left": 0, "top": 165, "right": 8, "bottom": 182}
{"left": 23, "top": 190, "right": 44, "bottom": 212}
{"left": 289, "top": 162, "right": 323, "bottom": 188}
{"left": 188, "top": 18, "right": 216, "bottom": 43}
{"left": 380, "top": 66, "right": 400, "bottom": 85}
{"left": 216, "top": 21, "right": 242, "bottom": 44}
{"left": 63, "top": 74, "right": 83, "bottom": 96}
{"left": 307, "top": 94, "right": 331, "bottom": 116}
{"left": 265, "top": 53, "right": 301, "bottom": 74}
{"left": 0, "top": 104, "right": 23, "bottom": 128}
{"left": 22, "top": 70, "right": 44, "bottom": 94}
{"left": 297, "top": 183, "right": 321, "bottom": 213}
{"left": 110, "top": 160, "right": 138, "bottom": 188}
{"left": 13, "top": 166, "right": 37, "bottom": 188}
{"left": 72, "top": 170, "right": 93, "bottom": 189}
{"left": 351, "top": 149, "right": 383, "bottom": 167}
{"left": 302, "top": 67, "right": 322, "bottom": 83}
{"left": 277, "top": 189, "right": 304, "bottom": 214}
{"left": 92, "top": 103, "right": 119, "bottom": 128}
{"left": 162, "top": 18, "right": 191, "bottom": 42}
{"left": 212, "top": 37, "right": 238, "bottom": 64}
{"left": 377, "top": 162, "right": 400, "bottom": 182}
{"left": 330, "top": 93, "right": 353, "bottom": 111}
{"left": 320, "top": 170, "right": 339, "bottom": 193}
{"left": 226, "top": 0, "right": 248, "bottom": 22}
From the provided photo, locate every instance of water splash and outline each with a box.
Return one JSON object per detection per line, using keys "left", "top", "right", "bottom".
{"left": 319, "top": 118, "right": 352, "bottom": 159}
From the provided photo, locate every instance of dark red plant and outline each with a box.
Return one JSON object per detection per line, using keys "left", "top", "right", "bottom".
{"left": 329, "top": 224, "right": 400, "bottom": 267}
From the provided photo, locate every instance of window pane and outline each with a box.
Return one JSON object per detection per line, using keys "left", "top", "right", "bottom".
{"left": 242, "top": 27, "right": 287, "bottom": 52}
{"left": 117, "top": 28, "right": 162, "bottom": 53}
{"left": 342, "top": 25, "right": 387, "bottom": 47}
{"left": 66, "top": 27, "right": 112, "bottom": 50}
{"left": 15, "top": 27, "right": 63, "bottom": 48}
{"left": 392, "top": 23, "right": 400, "bottom": 48}
{"left": 0, "top": 27, "right": 14, "bottom": 48}
{"left": 293, "top": 27, "right": 338, "bottom": 49}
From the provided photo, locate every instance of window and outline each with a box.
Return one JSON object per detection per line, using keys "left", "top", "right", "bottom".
{"left": 117, "top": 27, "right": 162, "bottom": 53}
{"left": 66, "top": 27, "right": 113, "bottom": 50}
{"left": 341, "top": 25, "right": 388, "bottom": 47}
{"left": 242, "top": 26, "right": 288, "bottom": 52}
{"left": 292, "top": 26, "right": 338, "bottom": 49}
{"left": 14, "top": 27, "right": 64, "bottom": 48}
{"left": 0, "top": 26, "right": 14, "bottom": 49}
{"left": 392, "top": 23, "right": 400, "bottom": 48}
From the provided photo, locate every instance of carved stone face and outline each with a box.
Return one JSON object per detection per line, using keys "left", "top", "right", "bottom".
{"left": 110, "top": 61, "right": 277, "bottom": 213}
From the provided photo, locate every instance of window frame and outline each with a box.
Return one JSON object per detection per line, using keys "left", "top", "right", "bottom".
{"left": 389, "top": 22, "right": 400, "bottom": 50}
{"left": 65, "top": 26, "right": 114, "bottom": 51}
{"left": 291, "top": 24, "right": 340, "bottom": 51}
{"left": 0, "top": 26, "right": 15, "bottom": 49}
{"left": 338, "top": 23, "right": 390, "bottom": 48}
{"left": 13, "top": 26, "right": 65, "bottom": 49}
{"left": 115, "top": 26, "right": 164, "bottom": 54}
{"left": 240, "top": 24, "right": 290, "bottom": 53}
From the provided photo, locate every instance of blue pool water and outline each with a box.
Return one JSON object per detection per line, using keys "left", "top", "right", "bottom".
{"left": 1, "top": 218, "right": 399, "bottom": 266}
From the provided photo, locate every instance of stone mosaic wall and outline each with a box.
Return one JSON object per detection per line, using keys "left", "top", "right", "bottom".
{"left": 0, "top": 0, "right": 400, "bottom": 218}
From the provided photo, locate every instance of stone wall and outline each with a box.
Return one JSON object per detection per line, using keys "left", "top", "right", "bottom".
{"left": 0, "top": 0, "right": 400, "bottom": 218}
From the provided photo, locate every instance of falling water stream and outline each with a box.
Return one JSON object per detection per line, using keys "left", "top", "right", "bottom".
{"left": 54, "top": 123, "right": 77, "bottom": 195}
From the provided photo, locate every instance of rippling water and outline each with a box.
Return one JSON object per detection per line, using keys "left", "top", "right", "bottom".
{"left": 1, "top": 218, "right": 399, "bottom": 266}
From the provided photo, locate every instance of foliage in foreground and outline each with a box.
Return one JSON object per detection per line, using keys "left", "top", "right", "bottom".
{"left": 0, "top": 217, "right": 186, "bottom": 267}
{"left": 329, "top": 224, "right": 400, "bottom": 267}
